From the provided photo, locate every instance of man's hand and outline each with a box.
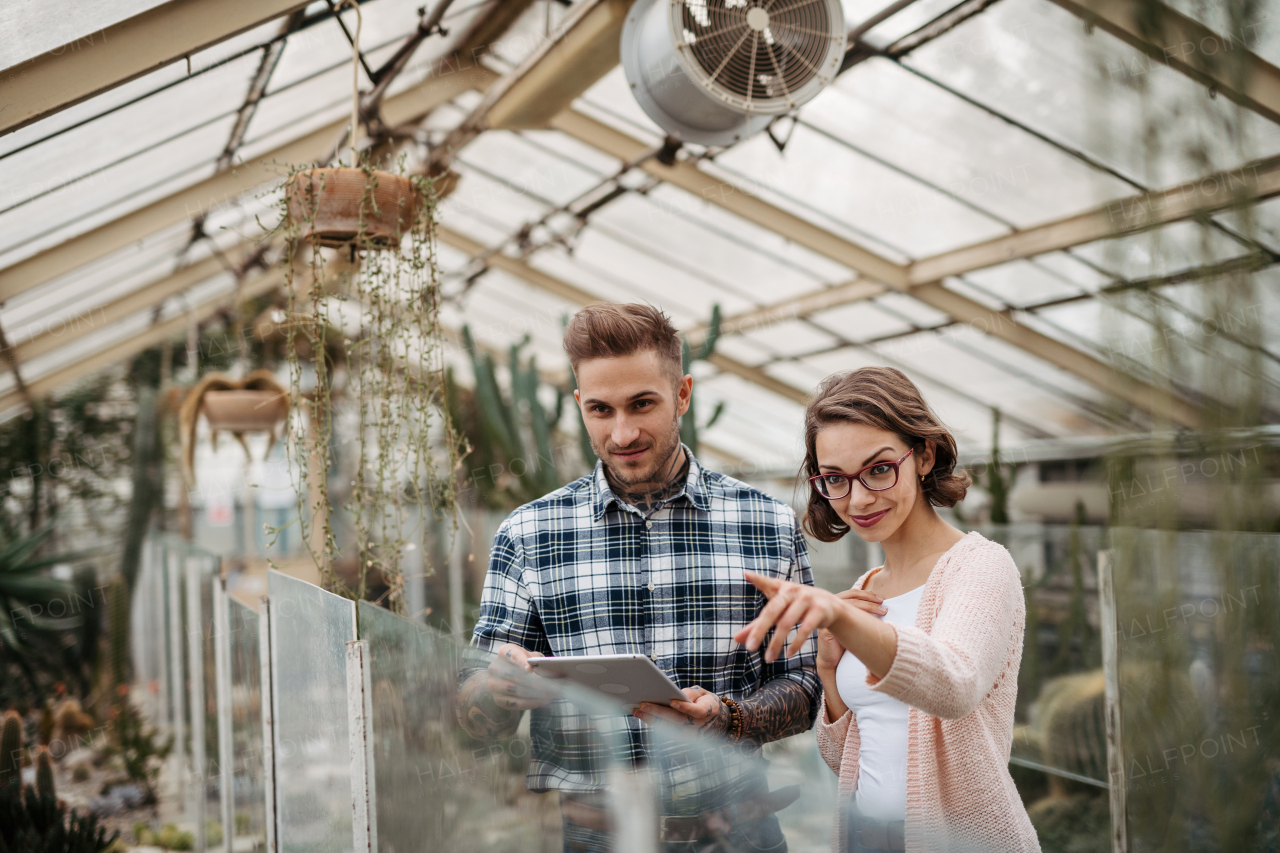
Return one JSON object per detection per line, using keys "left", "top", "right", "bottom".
{"left": 486, "top": 643, "right": 558, "bottom": 711}
{"left": 634, "top": 686, "right": 730, "bottom": 734}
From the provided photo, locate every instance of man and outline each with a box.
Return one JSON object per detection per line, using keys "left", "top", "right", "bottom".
{"left": 458, "top": 302, "right": 820, "bottom": 851}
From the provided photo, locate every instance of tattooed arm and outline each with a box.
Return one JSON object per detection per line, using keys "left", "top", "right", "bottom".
{"left": 636, "top": 678, "right": 814, "bottom": 743}
{"left": 736, "top": 678, "right": 815, "bottom": 743}
{"left": 457, "top": 670, "right": 521, "bottom": 740}
{"left": 458, "top": 524, "right": 553, "bottom": 740}
{"left": 457, "top": 643, "right": 558, "bottom": 740}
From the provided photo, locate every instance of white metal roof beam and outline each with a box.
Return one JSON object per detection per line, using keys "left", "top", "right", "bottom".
{"left": 0, "top": 0, "right": 311, "bottom": 137}
{"left": 547, "top": 109, "right": 1202, "bottom": 428}
{"left": 1049, "top": 0, "right": 1280, "bottom": 125}
{"left": 909, "top": 154, "right": 1280, "bottom": 284}
{"left": 437, "top": 225, "right": 810, "bottom": 405}
{"left": 0, "top": 67, "right": 490, "bottom": 304}
{"left": 426, "top": 0, "right": 630, "bottom": 172}
{"left": 0, "top": 268, "right": 285, "bottom": 419}
{"left": 680, "top": 154, "right": 1280, "bottom": 348}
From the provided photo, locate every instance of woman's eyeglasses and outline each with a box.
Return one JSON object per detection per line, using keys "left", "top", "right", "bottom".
{"left": 809, "top": 449, "right": 914, "bottom": 500}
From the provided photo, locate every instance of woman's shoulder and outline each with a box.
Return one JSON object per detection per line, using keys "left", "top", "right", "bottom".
{"left": 945, "top": 531, "right": 1021, "bottom": 584}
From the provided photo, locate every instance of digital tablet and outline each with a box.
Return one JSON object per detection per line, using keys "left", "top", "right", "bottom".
{"left": 527, "top": 654, "right": 687, "bottom": 709}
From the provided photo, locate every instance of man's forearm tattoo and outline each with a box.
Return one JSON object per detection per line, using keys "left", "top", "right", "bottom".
{"left": 457, "top": 671, "right": 521, "bottom": 740}
{"left": 736, "top": 680, "right": 814, "bottom": 744}
{"left": 686, "top": 697, "right": 732, "bottom": 735}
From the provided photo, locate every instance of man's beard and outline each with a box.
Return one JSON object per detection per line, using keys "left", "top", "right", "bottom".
{"left": 596, "top": 415, "right": 683, "bottom": 488}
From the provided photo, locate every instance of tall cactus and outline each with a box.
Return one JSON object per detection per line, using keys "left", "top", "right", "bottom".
{"left": 0, "top": 710, "right": 21, "bottom": 789}
{"left": 34, "top": 746, "right": 55, "bottom": 800}
{"left": 679, "top": 304, "right": 723, "bottom": 458}
{"left": 461, "top": 328, "right": 565, "bottom": 503}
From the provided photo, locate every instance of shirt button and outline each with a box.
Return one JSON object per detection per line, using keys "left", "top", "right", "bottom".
{"left": 645, "top": 520, "right": 653, "bottom": 529}
{"left": 649, "top": 651, "right": 658, "bottom": 661}
{"left": 647, "top": 581, "right": 655, "bottom": 592}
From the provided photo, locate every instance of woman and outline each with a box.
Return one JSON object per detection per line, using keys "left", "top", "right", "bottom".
{"left": 735, "top": 367, "right": 1039, "bottom": 853}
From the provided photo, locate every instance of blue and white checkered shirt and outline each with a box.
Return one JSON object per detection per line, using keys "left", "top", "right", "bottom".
{"left": 469, "top": 449, "right": 820, "bottom": 793}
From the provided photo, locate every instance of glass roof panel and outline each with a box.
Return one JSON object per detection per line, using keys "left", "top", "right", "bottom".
{"left": 0, "top": 53, "right": 256, "bottom": 225}
{"left": 1068, "top": 219, "right": 1250, "bottom": 281}
{"left": 455, "top": 131, "right": 606, "bottom": 209}
{"left": 1160, "top": 0, "right": 1279, "bottom": 67}
{"left": 956, "top": 258, "right": 1091, "bottom": 309}
{"left": 1, "top": 0, "right": 168, "bottom": 67}
{"left": 810, "top": 59, "right": 1134, "bottom": 228}
{"left": 708, "top": 334, "right": 776, "bottom": 369}
{"left": 714, "top": 121, "right": 1008, "bottom": 259}
{"left": 807, "top": 300, "right": 917, "bottom": 342}
{"left": 906, "top": 0, "right": 1280, "bottom": 187}
{"left": 0, "top": 115, "right": 233, "bottom": 260}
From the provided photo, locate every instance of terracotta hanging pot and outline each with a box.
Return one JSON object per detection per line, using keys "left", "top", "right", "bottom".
{"left": 178, "top": 370, "right": 289, "bottom": 485}
{"left": 285, "top": 168, "right": 420, "bottom": 249}
{"left": 201, "top": 389, "right": 288, "bottom": 433}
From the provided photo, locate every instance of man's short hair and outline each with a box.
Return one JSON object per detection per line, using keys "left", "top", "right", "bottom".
{"left": 563, "top": 302, "right": 684, "bottom": 380}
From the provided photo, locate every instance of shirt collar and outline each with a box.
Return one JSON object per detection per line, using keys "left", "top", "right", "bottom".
{"left": 590, "top": 444, "right": 711, "bottom": 521}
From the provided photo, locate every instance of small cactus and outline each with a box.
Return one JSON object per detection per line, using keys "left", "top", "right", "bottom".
{"left": 39, "top": 702, "right": 54, "bottom": 745}
{"left": 1, "top": 710, "right": 22, "bottom": 789}
{"left": 35, "top": 746, "right": 55, "bottom": 800}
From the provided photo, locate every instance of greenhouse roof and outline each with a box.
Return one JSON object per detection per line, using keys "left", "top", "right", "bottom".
{"left": 2, "top": 0, "right": 1278, "bottom": 472}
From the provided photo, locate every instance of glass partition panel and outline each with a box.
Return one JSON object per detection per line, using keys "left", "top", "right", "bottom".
{"left": 228, "top": 596, "right": 267, "bottom": 851}
{"left": 356, "top": 601, "right": 848, "bottom": 853}
{"left": 398, "top": 518, "right": 1114, "bottom": 849}
{"left": 130, "top": 537, "right": 169, "bottom": 724}
{"left": 269, "top": 570, "right": 357, "bottom": 853}
{"left": 164, "top": 541, "right": 194, "bottom": 829}
{"left": 1111, "top": 528, "right": 1279, "bottom": 852}
{"left": 191, "top": 552, "right": 221, "bottom": 852}
{"left": 356, "top": 601, "right": 566, "bottom": 852}
{"left": 976, "top": 524, "right": 1111, "bottom": 848}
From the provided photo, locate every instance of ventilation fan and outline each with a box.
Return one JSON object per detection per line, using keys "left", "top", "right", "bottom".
{"left": 621, "top": 0, "right": 845, "bottom": 147}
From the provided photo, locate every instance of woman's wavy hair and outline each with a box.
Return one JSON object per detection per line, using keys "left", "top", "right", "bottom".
{"left": 802, "top": 367, "right": 969, "bottom": 542}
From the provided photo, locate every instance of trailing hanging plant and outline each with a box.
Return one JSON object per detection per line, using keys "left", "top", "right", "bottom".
{"left": 268, "top": 0, "right": 458, "bottom": 609}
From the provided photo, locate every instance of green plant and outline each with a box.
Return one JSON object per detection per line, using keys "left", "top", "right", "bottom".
{"left": 133, "top": 823, "right": 193, "bottom": 851}
{"left": 982, "top": 408, "right": 1011, "bottom": 524}
{"left": 452, "top": 329, "right": 567, "bottom": 507}
{"left": 678, "top": 304, "right": 724, "bottom": 458}
{"left": 105, "top": 687, "right": 170, "bottom": 804}
{"left": 34, "top": 748, "right": 54, "bottom": 800}
{"left": 0, "top": 771, "right": 117, "bottom": 853}
{"left": 1, "top": 710, "right": 21, "bottom": 789}
{"left": 0, "top": 527, "right": 82, "bottom": 697}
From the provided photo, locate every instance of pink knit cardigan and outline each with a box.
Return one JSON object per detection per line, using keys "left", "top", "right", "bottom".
{"left": 815, "top": 532, "right": 1040, "bottom": 853}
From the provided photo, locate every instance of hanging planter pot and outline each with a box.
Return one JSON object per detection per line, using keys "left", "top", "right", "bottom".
{"left": 281, "top": 0, "right": 426, "bottom": 250}
{"left": 178, "top": 370, "right": 289, "bottom": 486}
{"left": 270, "top": 0, "right": 459, "bottom": 608}
{"left": 201, "top": 388, "right": 289, "bottom": 433}
{"left": 284, "top": 167, "right": 421, "bottom": 249}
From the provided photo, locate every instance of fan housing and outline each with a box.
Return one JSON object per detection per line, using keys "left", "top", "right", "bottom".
{"left": 621, "top": 0, "right": 845, "bottom": 147}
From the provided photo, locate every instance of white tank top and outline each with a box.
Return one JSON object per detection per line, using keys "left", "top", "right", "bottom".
{"left": 834, "top": 582, "right": 926, "bottom": 822}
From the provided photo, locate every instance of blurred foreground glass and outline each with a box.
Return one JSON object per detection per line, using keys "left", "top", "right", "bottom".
{"left": 354, "top": 600, "right": 840, "bottom": 853}
{"left": 227, "top": 595, "right": 267, "bottom": 850}
{"left": 269, "top": 570, "right": 356, "bottom": 853}
{"left": 1111, "top": 528, "right": 1279, "bottom": 852}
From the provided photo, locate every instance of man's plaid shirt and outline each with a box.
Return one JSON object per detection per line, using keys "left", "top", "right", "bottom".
{"left": 469, "top": 450, "right": 821, "bottom": 793}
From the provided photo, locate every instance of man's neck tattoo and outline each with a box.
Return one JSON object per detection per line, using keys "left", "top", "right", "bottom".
{"left": 605, "top": 449, "right": 690, "bottom": 516}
